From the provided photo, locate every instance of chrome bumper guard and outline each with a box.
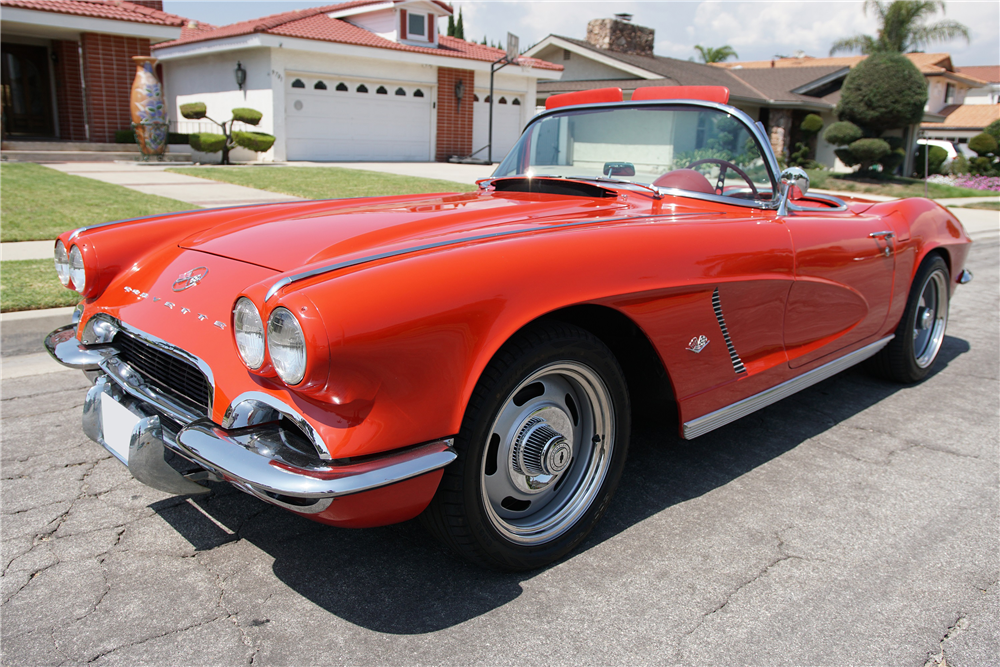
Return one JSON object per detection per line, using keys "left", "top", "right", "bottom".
{"left": 48, "top": 325, "right": 458, "bottom": 509}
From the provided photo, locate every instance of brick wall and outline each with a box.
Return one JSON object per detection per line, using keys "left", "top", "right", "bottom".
{"left": 80, "top": 33, "right": 151, "bottom": 143}
{"left": 436, "top": 67, "right": 474, "bottom": 161}
{"left": 51, "top": 40, "right": 87, "bottom": 141}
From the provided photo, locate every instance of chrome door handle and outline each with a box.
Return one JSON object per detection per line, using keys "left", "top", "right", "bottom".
{"left": 869, "top": 231, "right": 894, "bottom": 257}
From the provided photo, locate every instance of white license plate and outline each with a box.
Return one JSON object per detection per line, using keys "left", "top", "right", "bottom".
{"left": 100, "top": 393, "right": 140, "bottom": 463}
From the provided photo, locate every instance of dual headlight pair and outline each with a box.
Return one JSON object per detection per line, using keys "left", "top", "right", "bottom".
{"left": 54, "top": 240, "right": 87, "bottom": 293}
{"left": 233, "top": 298, "right": 307, "bottom": 385}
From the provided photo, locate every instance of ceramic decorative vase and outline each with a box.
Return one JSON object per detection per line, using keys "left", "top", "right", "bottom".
{"left": 130, "top": 56, "right": 168, "bottom": 159}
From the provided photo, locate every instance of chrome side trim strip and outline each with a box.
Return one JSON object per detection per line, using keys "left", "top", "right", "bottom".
{"left": 712, "top": 288, "right": 746, "bottom": 375}
{"left": 682, "top": 335, "right": 894, "bottom": 439}
{"left": 176, "top": 423, "right": 457, "bottom": 499}
{"left": 264, "top": 211, "right": 720, "bottom": 301}
{"left": 222, "top": 391, "right": 332, "bottom": 460}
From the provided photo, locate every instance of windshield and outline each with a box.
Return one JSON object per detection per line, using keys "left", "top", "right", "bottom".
{"left": 493, "top": 105, "right": 775, "bottom": 201}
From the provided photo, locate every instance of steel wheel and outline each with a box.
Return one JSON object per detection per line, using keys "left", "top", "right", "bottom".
{"left": 421, "top": 321, "right": 630, "bottom": 571}
{"left": 871, "top": 254, "right": 950, "bottom": 383}
{"left": 912, "top": 268, "right": 948, "bottom": 369}
{"left": 480, "top": 361, "right": 614, "bottom": 545}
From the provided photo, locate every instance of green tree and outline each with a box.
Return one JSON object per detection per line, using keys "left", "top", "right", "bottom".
{"left": 180, "top": 103, "right": 275, "bottom": 165}
{"left": 829, "top": 0, "right": 969, "bottom": 55}
{"left": 836, "top": 52, "right": 927, "bottom": 135}
{"left": 693, "top": 44, "right": 738, "bottom": 63}
{"left": 455, "top": 8, "right": 465, "bottom": 40}
{"left": 447, "top": 14, "right": 455, "bottom": 37}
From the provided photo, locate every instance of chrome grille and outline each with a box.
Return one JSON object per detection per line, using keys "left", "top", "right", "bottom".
{"left": 113, "top": 332, "right": 211, "bottom": 414}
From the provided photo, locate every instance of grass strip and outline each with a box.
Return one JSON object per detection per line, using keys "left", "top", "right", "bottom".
{"left": 1, "top": 163, "right": 193, "bottom": 242}
{"left": 167, "top": 166, "right": 475, "bottom": 200}
{"left": 805, "top": 170, "right": 990, "bottom": 199}
{"left": 1, "top": 259, "right": 80, "bottom": 312}
{"left": 954, "top": 201, "right": 1000, "bottom": 210}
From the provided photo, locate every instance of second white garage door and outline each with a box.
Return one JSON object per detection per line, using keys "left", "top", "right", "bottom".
{"left": 286, "top": 75, "right": 433, "bottom": 161}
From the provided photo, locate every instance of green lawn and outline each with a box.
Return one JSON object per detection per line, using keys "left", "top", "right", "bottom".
{"left": 1, "top": 162, "right": 193, "bottom": 242}
{"left": 805, "top": 169, "right": 990, "bottom": 200}
{"left": 167, "top": 166, "right": 475, "bottom": 199}
{"left": 955, "top": 200, "right": 1000, "bottom": 210}
{"left": 1, "top": 259, "right": 80, "bottom": 312}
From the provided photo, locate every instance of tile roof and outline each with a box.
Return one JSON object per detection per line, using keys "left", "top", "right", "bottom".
{"left": 957, "top": 66, "right": 1000, "bottom": 84}
{"left": 152, "top": 0, "right": 561, "bottom": 71}
{"left": 921, "top": 104, "right": 1000, "bottom": 129}
{"left": 0, "top": 0, "right": 187, "bottom": 26}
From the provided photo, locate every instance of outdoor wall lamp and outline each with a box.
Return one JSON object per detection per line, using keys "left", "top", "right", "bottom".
{"left": 235, "top": 61, "right": 247, "bottom": 91}
{"left": 454, "top": 78, "right": 464, "bottom": 109}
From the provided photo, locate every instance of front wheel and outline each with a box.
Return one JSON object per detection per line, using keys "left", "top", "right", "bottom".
{"left": 421, "top": 321, "right": 630, "bottom": 571}
{"left": 872, "top": 254, "right": 950, "bottom": 383}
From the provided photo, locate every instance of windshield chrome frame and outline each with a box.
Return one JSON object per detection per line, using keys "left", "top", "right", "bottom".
{"left": 489, "top": 99, "right": 782, "bottom": 211}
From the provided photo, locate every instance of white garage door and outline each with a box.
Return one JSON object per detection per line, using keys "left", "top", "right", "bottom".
{"left": 472, "top": 93, "right": 523, "bottom": 162}
{"left": 286, "top": 76, "right": 432, "bottom": 161}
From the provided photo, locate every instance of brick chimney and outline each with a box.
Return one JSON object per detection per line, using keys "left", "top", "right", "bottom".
{"left": 586, "top": 15, "right": 654, "bottom": 56}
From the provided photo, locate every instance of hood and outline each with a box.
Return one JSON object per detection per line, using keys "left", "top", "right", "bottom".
{"left": 178, "top": 190, "right": 706, "bottom": 272}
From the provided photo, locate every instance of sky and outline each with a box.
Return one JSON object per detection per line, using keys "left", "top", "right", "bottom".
{"left": 162, "top": 1, "right": 1000, "bottom": 67}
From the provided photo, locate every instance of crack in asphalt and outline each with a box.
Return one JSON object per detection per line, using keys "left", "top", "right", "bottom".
{"left": 923, "top": 614, "right": 970, "bottom": 667}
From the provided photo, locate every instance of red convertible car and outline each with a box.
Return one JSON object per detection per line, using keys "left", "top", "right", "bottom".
{"left": 47, "top": 86, "right": 972, "bottom": 570}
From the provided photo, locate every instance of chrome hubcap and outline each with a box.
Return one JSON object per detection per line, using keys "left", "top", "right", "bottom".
{"left": 480, "top": 361, "right": 614, "bottom": 545}
{"left": 913, "top": 269, "right": 949, "bottom": 369}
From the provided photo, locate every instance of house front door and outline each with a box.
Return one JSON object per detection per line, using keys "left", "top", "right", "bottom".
{"left": 1, "top": 44, "right": 55, "bottom": 138}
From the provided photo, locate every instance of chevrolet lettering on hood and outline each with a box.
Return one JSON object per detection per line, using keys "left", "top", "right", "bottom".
{"left": 44, "top": 85, "right": 973, "bottom": 572}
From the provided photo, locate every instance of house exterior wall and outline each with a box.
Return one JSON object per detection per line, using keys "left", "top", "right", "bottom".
{"left": 964, "top": 84, "right": 1000, "bottom": 105}
{"left": 51, "top": 39, "right": 87, "bottom": 141}
{"left": 436, "top": 66, "right": 474, "bottom": 160}
{"left": 163, "top": 48, "right": 274, "bottom": 162}
{"left": 925, "top": 76, "right": 969, "bottom": 113}
{"left": 345, "top": 8, "right": 399, "bottom": 42}
{"left": 532, "top": 44, "right": 635, "bottom": 81}
{"left": 80, "top": 33, "right": 151, "bottom": 142}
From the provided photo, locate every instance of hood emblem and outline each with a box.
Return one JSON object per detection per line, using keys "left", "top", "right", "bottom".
{"left": 172, "top": 267, "right": 208, "bottom": 292}
{"left": 687, "top": 335, "right": 709, "bottom": 353}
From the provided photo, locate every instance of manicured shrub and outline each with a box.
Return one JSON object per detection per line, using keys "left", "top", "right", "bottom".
{"left": 231, "top": 108, "right": 263, "bottom": 126}
{"left": 180, "top": 102, "right": 207, "bottom": 120}
{"left": 800, "top": 114, "right": 824, "bottom": 135}
{"left": 984, "top": 119, "right": 1000, "bottom": 143}
{"left": 189, "top": 132, "right": 227, "bottom": 153}
{"left": 836, "top": 53, "right": 927, "bottom": 135}
{"left": 849, "top": 138, "right": 891, "bottom": 171}
{"left": 968, "top": 132, "right": 998, "bottom": 156}
{"left": 913, "top": 144, "right": 948, "bottom": 177}
{"left": 233, "top": 131, "right": 275, "bottom": 152}
{"left": 950, "top": 154, "right": 970, "bottom": 175}
{"left": 823, "top": 121, "right": 863, "bottom": 146}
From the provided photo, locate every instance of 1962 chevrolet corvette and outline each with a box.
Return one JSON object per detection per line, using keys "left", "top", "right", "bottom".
{"left": 47, "top": 86, "right": 972, "bottom": 570}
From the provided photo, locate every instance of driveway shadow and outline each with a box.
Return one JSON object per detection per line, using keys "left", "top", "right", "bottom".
{"left": 152, "top": 335, "right": 970, "bottom": 634}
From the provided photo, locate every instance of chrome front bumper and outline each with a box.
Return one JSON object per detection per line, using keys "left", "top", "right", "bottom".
{"left": 46, "top": 325, "right": 457, "bottom": 510}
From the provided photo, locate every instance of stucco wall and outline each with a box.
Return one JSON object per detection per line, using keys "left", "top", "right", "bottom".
{"left": 162, "top": 48, "right": 275, "bottom": 162}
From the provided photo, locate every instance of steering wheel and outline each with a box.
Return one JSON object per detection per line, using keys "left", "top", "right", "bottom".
{"left": 687, "top": 158, "right": 759, "bottom": 198}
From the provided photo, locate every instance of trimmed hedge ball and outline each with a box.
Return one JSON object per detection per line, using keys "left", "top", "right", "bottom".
{"left": 233, "top": 131, "right": 276, "bottom": 152}
{"left": 189, "top": 132, "right": 227, "bottom": 153}
{"left": 823, "top": 121, "right": 862, "bottom": 147}
{"left": 180, "top": 102, "right": 207, "bottom": 120}
{"left": 232, "top": 108, "right": 263, "bottom": 126}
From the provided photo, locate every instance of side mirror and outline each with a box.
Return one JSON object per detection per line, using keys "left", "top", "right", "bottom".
{"left": 777, "top": 166, "right": 810, "bottom": 215}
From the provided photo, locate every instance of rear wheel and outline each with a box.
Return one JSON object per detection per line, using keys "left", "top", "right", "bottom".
{"left": 421, "top": 321, "right": 630, "bottom": 571}
{"left": 872, "top": 255, "right": 950, "bottom": 383}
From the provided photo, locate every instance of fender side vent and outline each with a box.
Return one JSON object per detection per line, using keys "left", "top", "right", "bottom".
{"left": 712, "top": 288, "right": 746, "bottom": 375}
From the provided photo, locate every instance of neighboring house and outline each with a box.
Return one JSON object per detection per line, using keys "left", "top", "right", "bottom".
{"left": 0, "top": 0, "right": 187, "bottom": 142}
{"left": 151, "top": 0, "right": 562, "bottom": 163}
{"left": 717, "top": 52, "right": 995, "bottom": 155}
{"left": 524, "top": 16, "right": 853, "bottom": 170}
{"left": 958, "top": 66, "right": 1000, "bottom": 105}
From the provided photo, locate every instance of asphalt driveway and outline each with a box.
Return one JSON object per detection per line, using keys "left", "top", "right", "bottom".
{"left": 1, "top": 229, "right": 997, "bottom": 665}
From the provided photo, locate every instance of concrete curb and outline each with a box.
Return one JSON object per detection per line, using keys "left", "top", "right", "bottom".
{"left": 1, "top": 306, "right": 76, "bottom": 321}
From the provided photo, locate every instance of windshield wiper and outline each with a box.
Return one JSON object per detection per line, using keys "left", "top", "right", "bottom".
{"left": 576, "top": 176, "right": 663, "bottom": 200}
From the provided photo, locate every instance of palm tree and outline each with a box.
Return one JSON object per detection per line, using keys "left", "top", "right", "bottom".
{"left": 694, "top": 45, "right": 738, "bottom": 64}
{"left": 829, "top": 0, "right": 969, "bottom": 55}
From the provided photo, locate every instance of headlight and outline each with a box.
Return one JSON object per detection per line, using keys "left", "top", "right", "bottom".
{"left": 267, "top": 307, "right": 306, "bottom": 385}
{"left": 54, "top": 241, "right": 71, "bottom": 287}
{"left": 69, "top": 245, "right": 86, "bottom": 293}
{"left": 233, "top": 298, "right": 265, "bottom": 369}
